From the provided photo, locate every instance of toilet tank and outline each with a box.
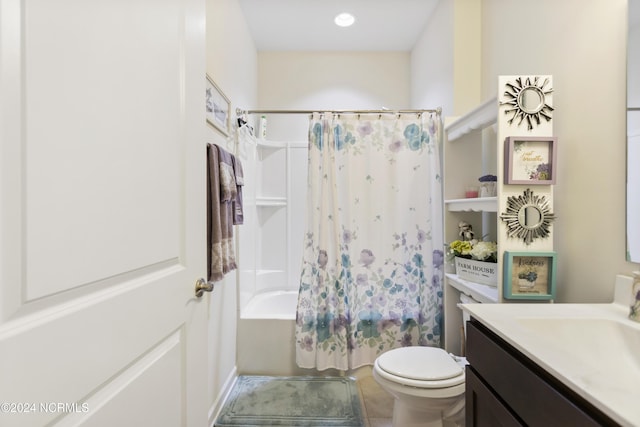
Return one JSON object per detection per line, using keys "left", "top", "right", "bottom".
{"left": 445, "top": 279, "right": 498, "bottom": 355}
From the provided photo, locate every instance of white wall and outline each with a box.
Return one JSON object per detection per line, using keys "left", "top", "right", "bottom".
{"left": 258, "top": 52, "right": 411, "bottom": 110}
{"left": 207, "top": 0, "right": 257, "bottom": 111}
{"left": 480, "top": 0, "right": 630, "bottom": 302}
{"left": 205, "top": 0, "right": 257, "bottom": 422}
{"left": 258, "top": 51, "right": 412, "bottom": 140}
{"left": 411, "top": 0, "right": 454, "bottom": 115}
{"left": 411, "top": 0, "right": 482, "bottom": 116}
{"left": 630, "top": 0, "right": 640, "bottom": 110}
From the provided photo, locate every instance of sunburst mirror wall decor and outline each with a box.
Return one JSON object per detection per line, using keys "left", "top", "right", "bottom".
{"left": 501, "top": 188, "right": 556, "bottom": 245}
{"left": 500, "top": 76, "right": 554, "bottom": 130}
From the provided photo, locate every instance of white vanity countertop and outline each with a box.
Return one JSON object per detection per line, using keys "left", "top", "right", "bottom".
{"left": 461, "top": 302, "right": 640, "bottom": 427}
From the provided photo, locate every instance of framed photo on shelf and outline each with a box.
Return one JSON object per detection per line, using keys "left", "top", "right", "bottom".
{"left": 503, "top": 251, "right": 557, "bottom": 300}
{"left": 504, "top": 136, "right": 557, "bottom": 185}
{"left": 206, "top": 75, "right": 230, "bottom": 136}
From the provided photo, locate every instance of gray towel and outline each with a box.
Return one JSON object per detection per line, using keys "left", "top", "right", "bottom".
{"left": 231, "top": 154, "right": 244, "bottom": 225}
{"left": 216, "top": 145, "right": 237, "bottom": 202}
{"left": 207, "top": 144, "right": 237, "bottom": 282}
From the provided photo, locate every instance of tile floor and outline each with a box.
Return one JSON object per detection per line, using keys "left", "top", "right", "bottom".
{"left": 356, "top": 374, "right": 394, "bottom": 427}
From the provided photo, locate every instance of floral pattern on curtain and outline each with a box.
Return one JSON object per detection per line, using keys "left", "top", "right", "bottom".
{"left": 295, "top": 112, "right": 444, "bottom": 371}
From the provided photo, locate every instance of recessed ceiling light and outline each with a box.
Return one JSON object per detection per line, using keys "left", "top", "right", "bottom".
{"left": 334, "top": 12, "right": 355, "bottom": 27}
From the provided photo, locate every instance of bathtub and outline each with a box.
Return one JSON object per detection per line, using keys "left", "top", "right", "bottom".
{"left": 237, "top": 291, "right": 308, "bottom": 376}
{"left": 236, "top": 290, "right": 373, "bottom": 379}
{"left": 241, "top": 290, "right": 297, "bottom": 320}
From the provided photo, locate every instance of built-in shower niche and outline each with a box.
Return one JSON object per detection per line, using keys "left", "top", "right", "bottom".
{"left": 257, "top": 142, "right": 287, "bottom": 202}
{"left": 255, "top": 142, "right": 288, "bottom": 295}
{"left": 255, "top": 205, "right": 287, "bottom": 294}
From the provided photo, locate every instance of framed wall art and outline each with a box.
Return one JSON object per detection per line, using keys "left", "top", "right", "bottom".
{"left": 504, "top": 136, "right": 557, "bottom": 185}
{"left": 503, "top": 251, "right": 557, "bottom": 300}
{"left": 206, "top": 75, "right": 230, "bottom": 136}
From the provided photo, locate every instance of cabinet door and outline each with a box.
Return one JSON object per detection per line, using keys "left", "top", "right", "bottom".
{"left": 466, "top": 368, "right": 523, "bottom": 427}
{"left": 467, "top": 320, "right": 615, "bottom": 427}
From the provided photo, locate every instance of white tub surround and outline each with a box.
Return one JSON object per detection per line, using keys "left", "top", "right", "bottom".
{"left": 241, "top": 290, "right": 297, "bottom": 320}
{"left": 236, "top": 291, "right": 304, "bottom": 376}
{"left": 461, "top": 275, "right": 639, "bottom": 427}
{"left": 237, "top": 136, "right": 307, "bottom": 318}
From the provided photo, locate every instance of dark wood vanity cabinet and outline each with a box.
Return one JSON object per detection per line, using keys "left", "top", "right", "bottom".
{"left": 465, "top": 318, "right": 619, "bottom": 427}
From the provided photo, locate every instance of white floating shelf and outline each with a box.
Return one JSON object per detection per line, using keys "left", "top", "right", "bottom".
{"left": 446, "top": 273, "right": 499, "bottom": 303}
{"left": 445, "top": 97, "right": 498, "bottom": 141}
{"left": 257, "top": 139, "right": 307, "bottom": 148}
{"left": 256, "top": 197, "right": 287, "bottom": 207}
{"left": 256, "top": 269, "right": 285, "bottom": 276}
{"left": 256, "top": 139, "right": 288, "bottom": 148}
{"left": 445, "top": 197, "right": 497, "bottom": 212}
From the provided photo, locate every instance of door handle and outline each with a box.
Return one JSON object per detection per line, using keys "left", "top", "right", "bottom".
{"left": 195, "top": 278, "right": 214, "bottom": 298}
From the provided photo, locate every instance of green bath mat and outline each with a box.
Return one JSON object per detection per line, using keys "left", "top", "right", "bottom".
{"left": 215, "top": 375, "right": 364, "bottom": 426}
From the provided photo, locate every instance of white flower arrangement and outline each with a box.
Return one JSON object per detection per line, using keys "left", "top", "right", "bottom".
{"left": 449, "top": 240, "right": 497, "bottom": 263}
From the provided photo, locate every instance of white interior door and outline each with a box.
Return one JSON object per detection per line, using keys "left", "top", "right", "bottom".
{"left": 0, "top": 1, "right": 208, "bottom": 426}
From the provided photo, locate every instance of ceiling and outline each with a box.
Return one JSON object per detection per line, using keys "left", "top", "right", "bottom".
{"left": 237, "top": 0, "right": 441, "bottom": 51}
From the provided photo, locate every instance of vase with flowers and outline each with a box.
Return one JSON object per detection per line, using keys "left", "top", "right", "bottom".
{"left": 449, "top": 239, "right": 498, "bottom": 286}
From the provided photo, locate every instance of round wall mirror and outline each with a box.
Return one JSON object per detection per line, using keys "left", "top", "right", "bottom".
{"left": 517, "top": 87, "right": 544, "bottom": 114}
{"left": 501, "top": 188, "right": 555, "bottom": 245}
{"left": 500, "top": 76, "right": 554, "bottom": 130}
{"left": 518, "top": 205, "right": 543, "bottom": 229}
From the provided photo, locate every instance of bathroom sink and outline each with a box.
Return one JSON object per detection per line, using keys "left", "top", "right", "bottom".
{"left": 460, "top": 300, "right": 640, "bottom": 426}
{"left": 515, "top": 317, "right": 640, "bottom": 371}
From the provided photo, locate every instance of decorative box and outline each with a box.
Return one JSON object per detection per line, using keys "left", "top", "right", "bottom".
{"left": 455, "top": 257, "right": 498, "bottom": 287}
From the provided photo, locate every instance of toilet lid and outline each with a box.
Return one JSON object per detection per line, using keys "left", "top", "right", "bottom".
{"left": 377, "top": 347, "right": 463, "bottom": 381}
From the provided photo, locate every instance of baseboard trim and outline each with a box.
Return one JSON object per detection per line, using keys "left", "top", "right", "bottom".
{"left": 208, "top": 366, "right": 238, "bottom": 427}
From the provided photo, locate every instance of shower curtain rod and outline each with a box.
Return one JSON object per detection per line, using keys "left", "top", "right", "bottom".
{"left": 235, "top": 107, "right": 442, "bottom": 116}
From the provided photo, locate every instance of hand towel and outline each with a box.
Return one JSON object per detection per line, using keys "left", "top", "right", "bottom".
{"left": 216, "top": 145, "right": 237, "bottom": 203}
{"left": 207, "top": 144, "right": 237, "bottom": 282}
{"left": 231, "top": 154, "right": 244, "bottom": 225}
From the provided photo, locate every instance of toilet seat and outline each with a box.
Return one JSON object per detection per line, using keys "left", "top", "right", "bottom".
{"left": 375, "top": 347, "right": 465, "bottom": 389}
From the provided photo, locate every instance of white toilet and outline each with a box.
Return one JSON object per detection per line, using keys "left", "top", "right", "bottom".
{"left": 372, "top": 346, "right": 466, "bottom": 427}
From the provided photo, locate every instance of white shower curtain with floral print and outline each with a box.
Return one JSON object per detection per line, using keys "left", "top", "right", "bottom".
{"left": 295, "top": 112, "right": 444, "bottom": 371}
